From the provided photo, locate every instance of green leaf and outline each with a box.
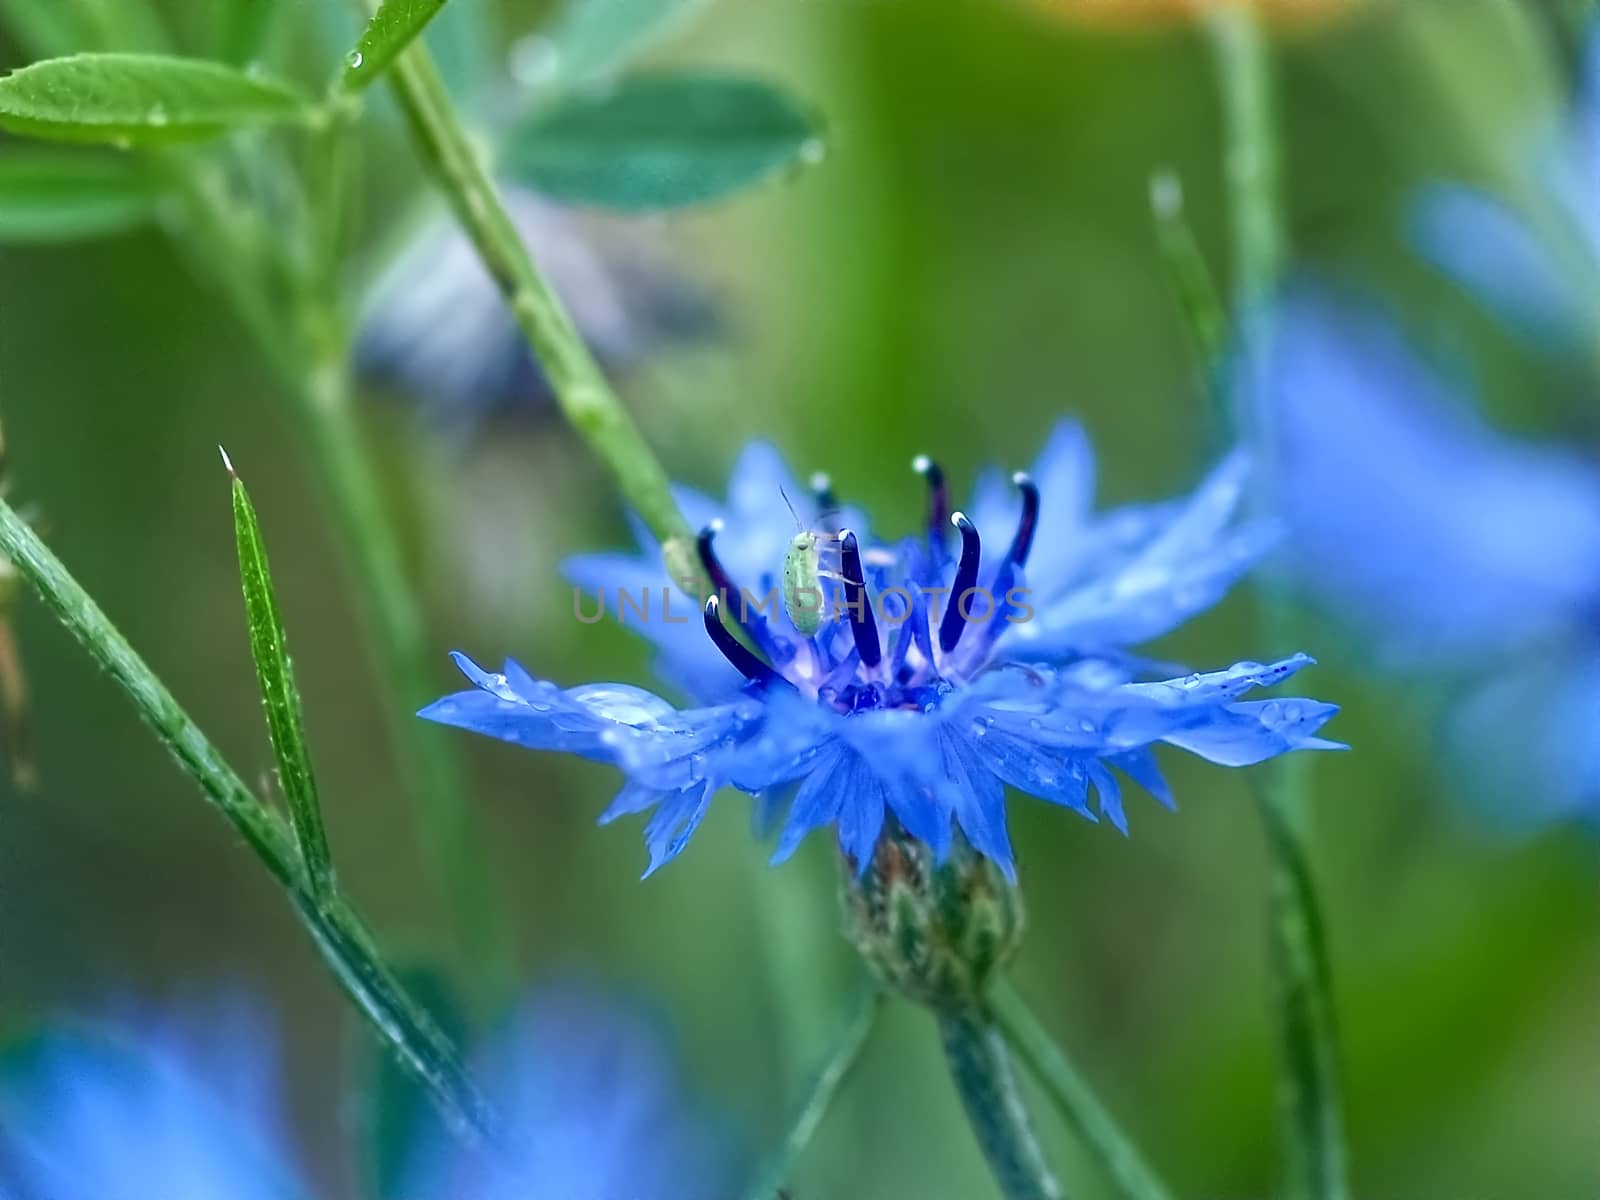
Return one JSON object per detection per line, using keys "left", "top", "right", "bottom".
{"left": 0, "top": 54, "right": 313, "bottom": 144}
{"left": 353, "top": 962, "right": 467, "bottom": 1199}
{"left": 500, "top": 72, "right": 822, "bottom": 211}
{"left": 0, "top": 150, "right": 166, "bottom": 242}
{"left": 229, "top": 453, "right": 335, "bottom": 902}
{"left": 533, "top": 0, "right": 706, "bottom": 90}
{"left": 342, "top": 0, "right": 450, "bottom": 94}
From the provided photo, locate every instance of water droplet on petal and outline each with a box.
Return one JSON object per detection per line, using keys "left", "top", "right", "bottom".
{"left": 1078, "top": 718, "right": 1097, "bottom": 733}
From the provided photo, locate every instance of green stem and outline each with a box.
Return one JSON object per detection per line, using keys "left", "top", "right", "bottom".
{"left": 168, "top": 158, "right": 516, "bottom": 1010}
{"left": 743, "top": 989, "right": 884, "bottom": 1200}
{"left": 990, "top": 982, "right": 1175, "bottom": 1200}
{"left": 939, "top": 1005, "right": 1064, "bottom": 1200}
{"left": 1204, "top": 9, "right": 1350, "bottom": 1200}
{"left": 0, "top": 499, "right": 496, "bottom": 1144}
{"left": 366, "top": 15, "right": 699, "bottom": 587}
{"left": 1254, "top": 777, "right": 1348, "bottom": 1200}
{"left": 1148, "top": 168, "right": 1230, "bottom": 443}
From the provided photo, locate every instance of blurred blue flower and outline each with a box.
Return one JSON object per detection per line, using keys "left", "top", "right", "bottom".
{"left": 0, "top": 1005, "right": 306, "bottom": 1200}
{"left": 405, "top": 990, "right": 725, "bottom": 1200}
{"left": 1, "top": 993, "right": 722, "bottom": 1200}
{"left": 423, "top": 425, "right": 1341, "bottom": 878}
{"left": 357, "top": 186, "right": 714, "bottom": 428}
{"left": 1254, "top": 292, "right": 1600, "bottom": 827}
{"left": 1412, "top": 23, "right": 1600, "bottom": 344}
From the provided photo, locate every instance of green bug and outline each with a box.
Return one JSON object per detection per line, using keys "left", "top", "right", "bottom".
{"left": 780, "top": 486, "right": 840, "bottom": 638}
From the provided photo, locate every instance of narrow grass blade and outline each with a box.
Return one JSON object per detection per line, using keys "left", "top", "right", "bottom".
{"left": 0, "top": 496, "right": 496, "bottom": 1143}
{"left": 341, "top": 0, "right": 449, "bottom": 93}
{"left": 742, "top": 989, "right": 883, "bottom": 1200}
{"left": 227, "top": 449, "right": 334, "bottom": 903}
{"left": 990, "top": 981, "right": 1175, "bottom": 1200}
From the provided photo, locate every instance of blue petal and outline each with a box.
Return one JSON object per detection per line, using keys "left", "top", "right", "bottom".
{"left": 940, "top": 727, "right": 1016, "bottom": 879}
{"left": 1444, "top": 645, "right": 1600, "bottom": 830}
{"left": 1005, "top": 451, "right": 1275, "bottom": 654}
{"left": 1257, "top": 293, "right": 1600, "bottom": 661}
{"left": 1110, "top": 748, "right": 1176, "bottom": 811}
{"left": 770, "top": 747, "right": 848, "bottom": 865}
{"left": 1162, "top": 699, "right": 1344, "bottom": 767}
{"left": 642, "top": 784, "right": 713, "bottom": 876}
{"left": 1084, "top": 759, "right": 1127, "bottom": 835}
{"left": 1411, "top": 184, "right": 1584, "bottom": 343}
{"left": 404, "top": 988, "right": 726, "bottom": 1200}
{"left": 0, "top": 1011, "right": 307, "bottom": 1200}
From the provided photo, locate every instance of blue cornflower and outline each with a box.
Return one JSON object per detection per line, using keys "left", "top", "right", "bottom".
{"left": 0, "top": 993, "right": 723, "bottom": 1200}
{"left": 357, "top": 186, "right": 713, "bottom": 427}
{"left": 1251, "top": 292, "right": 1600, "bottom": 827}
{"left": 422, "top": 423, "right": 1342, "bottom": 878}
{"left": 403, "top": 990, "right": 725, "bottom": 1200}
{"left": 1412, "top": 22, "right": 1600, "bottom": 344}
{"left": 0, "top": 1005, "right": 307, "bottom": 1200}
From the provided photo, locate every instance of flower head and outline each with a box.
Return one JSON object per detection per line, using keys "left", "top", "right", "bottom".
{"left": 357, "top": 186, "right": 713, "bottom": 428}
{"left": 423, "top": 423, "right": 1341, "bottom": 878}
{"left": 0, "top": 1005, "right": 305, "bottom": 1200}
{"left": 1412, "top": 21, "right": 1600, "bottom": 345}
{"left": 1250, "top": 291, "right": 1600, "bottom": 827}
{"left": 404, "top": 990, "right": 725, "bottom": 1200}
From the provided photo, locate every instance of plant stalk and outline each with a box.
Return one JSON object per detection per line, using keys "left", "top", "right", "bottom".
{"left": 939, "top": 1005, "right": 1064, "bottom": 1200}
{"left": 990, "top": 982, "right": 1175, "bottom": 1200}
{"left": 0, "top": 499, "right": 496, "bottom": 1144}
{"left": 167, "top": 158, "right": 516, "bottom": 1010}
{"left": 363, "top": 11, "right": 699, "bottom": 587}
{"left": 1205, "top": 8, "right": 1350, "bottom": 1199}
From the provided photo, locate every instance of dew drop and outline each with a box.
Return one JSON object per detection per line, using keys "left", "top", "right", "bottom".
{"left": 1262, "top": 702, "right": 1282, "bottom": 723}
{"left": 147, "top": 105, "right": 168, "bottom": 128}
{"left": 799, "top": 136, "right": 827, "bottom": 166}
{"left": 347, "top": 50, "right": 364, "bottom": 70}
{"left": 1078, "top": 718, "right": 1097, "bottom": 734}
{"left": 1027, "top": 718, "right": 1042, "bottom": 732}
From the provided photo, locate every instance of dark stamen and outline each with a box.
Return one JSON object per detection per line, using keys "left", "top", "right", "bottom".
{"left": 698, "top": 522, "right": 786, "bottom": 661}
{"left": 839, "top": 531, "right": 882, "bottom": 669}
{"left": 913, "top": 455, "right": 948, "bottom": 549}
{"left": 810, "top": 471, "right": 837, "bottom": 515}
{"left": 1006, "top": 472, "right": 1040, "bottom": 567}
{"left": 939, "top": 512, "right": 981, "bottom": 654}
{"left": 703, "top": 597, "right": 785, "bottom": 688}
{"left": 696, "top": 521, "right": 736, "bottom": 599}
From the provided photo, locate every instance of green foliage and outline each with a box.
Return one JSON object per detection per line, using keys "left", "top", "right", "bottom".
{"left": 342, "top": 0, "right": 452, "bottom": 94}
{"left": 0, "top": 150, "right": 166, "bottom": 242}
{"left": 230, "top": 458, "right": 335, "bottom": 902}
{"left": 501, "top": 71, "right": 821, "bottom": 211}
{"left": 536, "top": 0, "right": 707, "bottom": 90}
{"left": 0, "top": 54, "right": 311, "bottom": 144}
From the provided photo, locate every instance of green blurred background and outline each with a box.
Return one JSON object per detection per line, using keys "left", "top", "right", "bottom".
{"left": 1, "top": 0, "right": 1597, "bottom": 1196}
